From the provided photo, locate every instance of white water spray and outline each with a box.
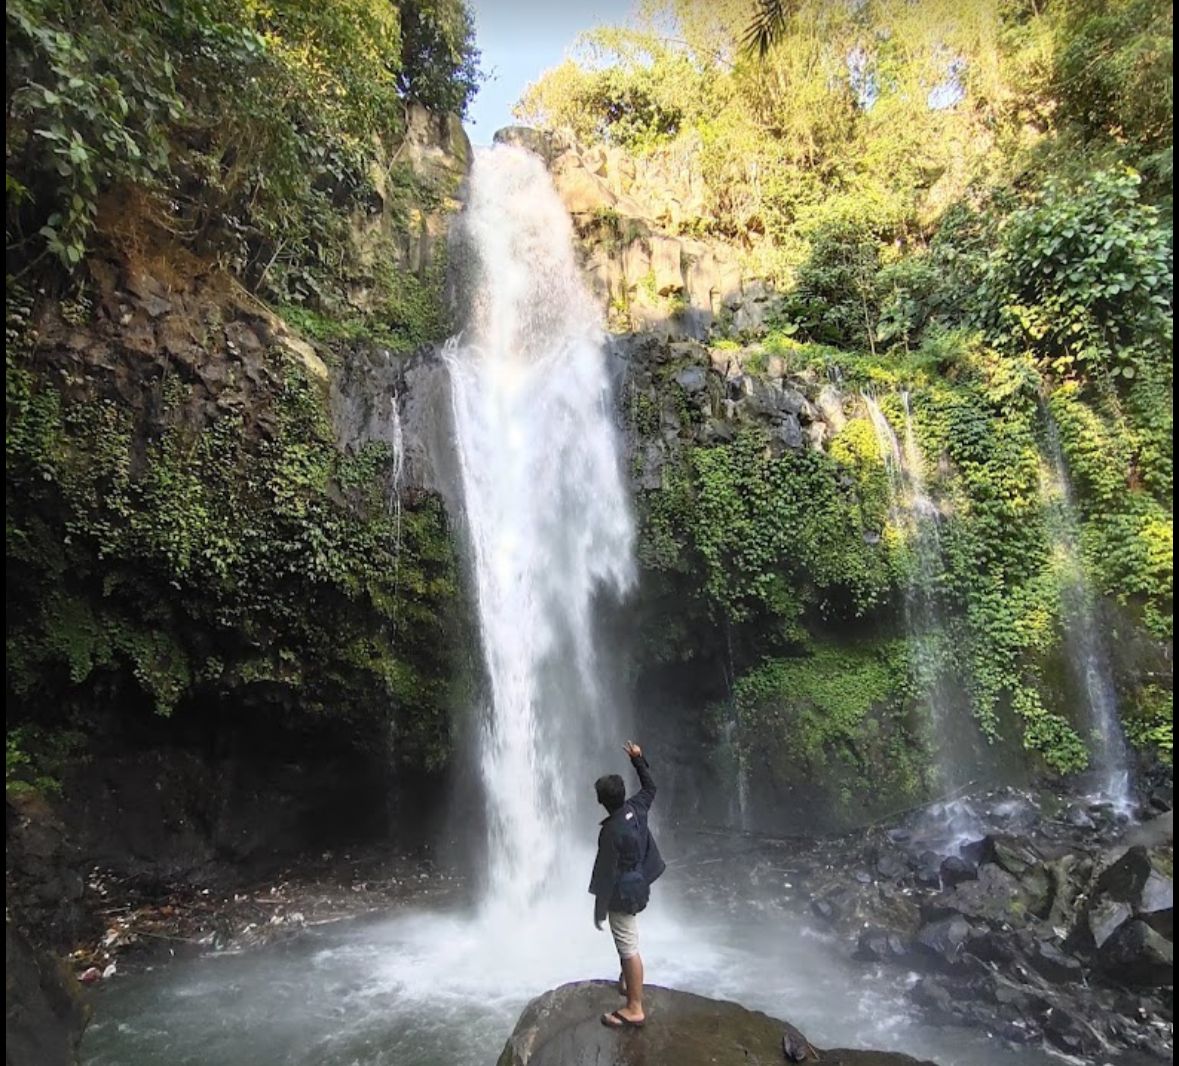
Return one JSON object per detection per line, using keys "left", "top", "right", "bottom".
{"left": 864, "top": 393, "right": 981, "bottom": 842}
{"left": 444, "top": 145, "right": 636, "bottom": 910}
{"left": 1041, "top": 415, "right": 1132, "bottom": 810}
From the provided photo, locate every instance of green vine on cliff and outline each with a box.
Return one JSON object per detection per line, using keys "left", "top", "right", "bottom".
{"left": 6, "top": 309, "right": 467, "bottom": 767}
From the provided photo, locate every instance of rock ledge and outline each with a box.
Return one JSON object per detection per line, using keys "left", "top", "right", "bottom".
{"left": 497, "top": 980, "right": 938, "bottom": 1066}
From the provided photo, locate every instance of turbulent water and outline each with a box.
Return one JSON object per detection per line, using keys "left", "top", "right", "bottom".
{"left": 444, "top": 144, "right": 635, "bottom": 909}
{"left": 83, "top": 151, "right": 1061, "bottom": 1066}
{"left": 81, "top": 879, "right": 1065, "bottom": 1066}
{"left": 1041, "top": 414, "right": 1132, "bottom": 808}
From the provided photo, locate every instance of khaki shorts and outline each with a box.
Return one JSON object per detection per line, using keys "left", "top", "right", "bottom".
{"left": 608, "top": 911, "right": 639, "bottom": 960}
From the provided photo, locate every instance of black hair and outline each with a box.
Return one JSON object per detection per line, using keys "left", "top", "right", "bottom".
{"left": 595, "top": 773, "right": 626, "bottom": 813}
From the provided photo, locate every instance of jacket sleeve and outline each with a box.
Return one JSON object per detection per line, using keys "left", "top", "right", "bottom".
{"left": 588, "top": 826, "right": 618, "bottom": 922}
{"left": 628, "top": 754, "right": 657, "bottom": 813}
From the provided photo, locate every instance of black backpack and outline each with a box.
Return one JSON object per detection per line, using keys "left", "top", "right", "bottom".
{"left": 612, "top": 810, "right": 651, "bottom": 914}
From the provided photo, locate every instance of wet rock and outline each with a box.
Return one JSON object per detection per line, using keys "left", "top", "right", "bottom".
{"left": 958, "top": 834, "right": 1040, "bottom": 878}
{"left": 496, "top": 981, "right": 938, "bottom": 1066}
{"left": 1088, "top": 897, "right": 1133, "bottom": 949}
{"left": 782, "top": 1021, "right": 819, "bottom": 1062}
{"left": 855, "top": 928, "right": 908, "bottom": 963}
{"left": 1043, "top": 1004, "right": 1103, "bottom": 1056}
{"left": 6, "top": 921, "right": 91, "bottom": 1066}
{"left": 935, "top": 862, "right": 1047, "bottom": 924}
{"left": 1045, "top": 852, "right": 1090, "bottom": 932}
{"left": 1098, "top": 920, "right": 1174, "bottom": 986}
{"left": 1095, "top": 845, "right": 1174, "bottom": 938}
{"left": 990, "top": 836, "right": 1042, "bottom": 879}
{"left": 1149, "top": 785, "right": 1173, "bottom": 812}
{"left": 1027, "top": 939, "right": 1084, "bottom": 984}
{"left": 910, "top": 853, "right": 938, "bottom": 886}
{"left": 1063, "top": 804, "right": 1096, "bottom": 829}
{"left": 914, "top": 914, "right": 972, "bottom": 967}
{"left": 939, "top": 855, "right": 977, "bottom": 888}
{"left": 811, "top": 897, "right": 836, "bottom": 922}
{"left": 875, "top": 852, "right": 908, "bottom": 881}
{"left": 909, "top": 976, "right": 955, "bottom": 1017}
{"left": 964, "top": 926, "right": 1018, "bottom": 965}
{"left": 913, "top": 864, "right": 942, "bottom": 889}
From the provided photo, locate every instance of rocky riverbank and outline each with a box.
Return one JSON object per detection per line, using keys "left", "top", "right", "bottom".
{"left": 63, "top": 846, "right": 465, "bottom": 983}
{"left": 671, "top": 774, "right": 1173, "bottom": 1063}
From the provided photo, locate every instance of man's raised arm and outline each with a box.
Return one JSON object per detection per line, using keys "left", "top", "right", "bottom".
{"left": 624, "top": 740, "right": 656, "bottom": 812}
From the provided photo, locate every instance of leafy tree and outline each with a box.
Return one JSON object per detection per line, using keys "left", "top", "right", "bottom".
{"left": 397, "top": 0, "right": 483, "bottom": 117}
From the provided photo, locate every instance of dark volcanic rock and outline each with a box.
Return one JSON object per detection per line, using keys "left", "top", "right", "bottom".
{"left": 5, "top": 921, "right": 90, "bottom": 1066}
{"left": 1095, "top": 845, "right": 1174, "bottom": 939}
{"left": 875, "top": 851, "right": 908, "bottom": 881}
{"left": 855, "top": 928, "right": 909, "bottom": 962}
{"left": 1026, "top": 939, "right": 1084, "bottom": 984}
{"left": 938, "top": 855, "right": 976, "bottom": 888}
{"left": 931, "top": 862, "right": 1047, "bottom": 924}
{"left": 1097, "top": 920, "right": 1174, "bottom": 986}
{"left": 496, "top": 981, "right": 939, "bottom": 1066}
{"left": 960, "top": 834, "right": 1041, "bottom": 878}
{"left": 1087, "top": 897, "right": 1133, "bottom": 949}
{"left": 811, "top": 897, "right": 836, "bottom": 922}
{"left": 914, "top": 915, "right": 972, "bottom": 967}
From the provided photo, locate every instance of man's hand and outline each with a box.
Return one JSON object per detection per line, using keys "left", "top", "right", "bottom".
{"left": 623, "top": 740, "right": 642, "bottom": 760}
{"left": 595, "top": 918, "right": 604, "bottom": 931}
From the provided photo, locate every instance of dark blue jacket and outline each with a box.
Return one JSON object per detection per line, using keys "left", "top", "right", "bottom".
{"left": 588, "top": 754, "right": 666, "bottom": 923}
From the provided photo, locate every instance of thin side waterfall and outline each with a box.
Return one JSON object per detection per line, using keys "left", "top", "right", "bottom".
{"left": 864, "top": 393, "right": 979, "bottom": 840}
{"left": 444, "top": 144, "right": 636, "bottom": 911}
{"left": 1041, "top": 413, "right": 1132, "bottom": 809}
{"left": 388, "top": 391, "right": 405, "bottom": 627}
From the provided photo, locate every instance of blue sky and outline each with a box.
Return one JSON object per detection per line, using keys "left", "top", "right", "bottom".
{"left": 465, "top": 0, "right": 636, "bottom": 144}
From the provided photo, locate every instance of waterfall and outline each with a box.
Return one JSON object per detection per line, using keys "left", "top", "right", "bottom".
{"left": 388, "top": 391, "right": 405, "bottom": 628}
{"left": 444, "top": 145, "right": 636, "bottom": 910}
{"left": 1041, "top": 414, "right": 1132, "bottom": 809}
{"left": 864, "top": 393, "right": 980, "bottom": 838}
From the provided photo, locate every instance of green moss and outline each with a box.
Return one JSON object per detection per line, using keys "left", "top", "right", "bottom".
{"left": 1124, "top": 685, "right": 1174, "bottom": 762}
{"left": 734, "top": 639, "right": 924, "bottom": 813}
{"left": 6, "top": 318, "right": 469, "bottom": 767}
{"left": 276, "top": 242, "right": 452, "bottom": 355}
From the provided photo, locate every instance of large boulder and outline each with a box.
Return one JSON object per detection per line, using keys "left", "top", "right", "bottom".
{"left": 5, "top": 921, "right": 90, "bottom": 1066}
{"left": 914, "top": 915, "right": 973, "bottom": 967}
{"left": 1097, "top": 920, "right": 1174, "bottom": 986}
{"left": 929, "top": 862, "right": 1049, "bottom": 925}
{"left": 1094, "top": 845, "right": 1174, "bottom": 939}
{"left": 497, "top": 981, "right": 938, "bottom": 1066}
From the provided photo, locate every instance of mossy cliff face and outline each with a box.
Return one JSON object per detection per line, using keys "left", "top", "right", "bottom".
{"left": 613, "top": 332, "right": 1171, "bottom": 834}
{"left": 5, "top": 106, "right": 476, "bottom": 923}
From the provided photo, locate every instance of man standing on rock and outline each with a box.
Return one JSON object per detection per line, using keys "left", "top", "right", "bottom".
{"left": 590, "top": 740, "right": 666, "bottom": 1030}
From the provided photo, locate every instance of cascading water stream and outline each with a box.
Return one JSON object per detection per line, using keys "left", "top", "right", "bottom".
{"left": 863, "top": 393, "right": 980, "bottom": 842}
{"left": 443, "top": 144, "right": 636, "bottom": 910}
{"left": 1041, "top": 412, "right": 1132, "bottom": 810}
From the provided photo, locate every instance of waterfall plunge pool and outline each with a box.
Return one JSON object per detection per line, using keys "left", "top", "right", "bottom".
{"left": 81, "top": 878, "right": 1063, "bottom": 1066}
